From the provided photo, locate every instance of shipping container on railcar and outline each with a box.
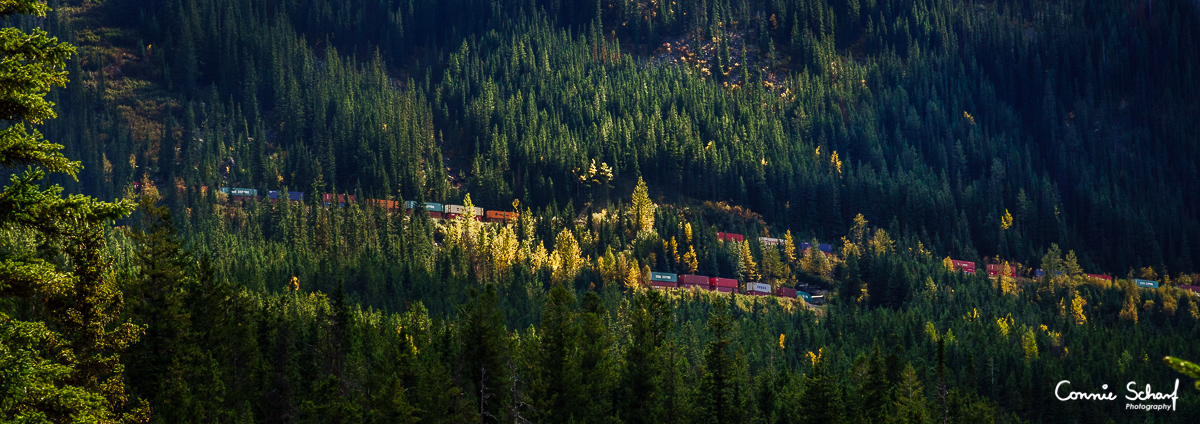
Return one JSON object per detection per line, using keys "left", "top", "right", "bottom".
{"left": 776, "top": 287, "right": 798, "bottom": 298}
{"left": 746, "top": 282, "right": 772, "bottom": 296}
{"left": 1085, "top": 273, "right": 1112, "bottom": 283}
{"left": 716, "top": 232, "right": 745, "bottom": 242}
{"left": 818, "top": 243, "right": 832, "bottom": 254}
{"left": 758, "top": 237, "right": 784, "bottom": 246}
{"left": 484, "top": 210, "right": 519, "bottom": 223}
{"left": 220, "top": 187, "right": 259, "bottom": 201}
{"left": 321, "top": 193, "right": 356, "bottom": 207}
{"left": 1179, "top": 285, "right": 1200, "bottom": 296}
{"left": 268, "top": 190, "right": 304, "bottom": 202}
{"left": 986, "top": 264, "right": 1017, "bottom": 277}
{"left": 797, "top": 291, "right": 814, "bottom": 303}
{"left": 799, "top": 242, "right": 811, "bottom": 251}
{"left": 678, "top": 274, "right": 710, "bottom": 289}
{"left": 650, "top": 272, "right": 678, "bottom": 289}
{"left": 710, "top": 277, "right": 739, "bottom": 293}
{"left": 1134, "top": 279, "right": 1160, "bottom": 289}
{"left": 950, "top": 260, "right": 976, "bottom": 274}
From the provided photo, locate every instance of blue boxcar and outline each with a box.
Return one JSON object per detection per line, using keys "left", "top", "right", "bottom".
{"left": 1035, "top": 269, "right": 1045, "bottom": 278}
{"left": 1135, "top": 279, "right": 1160, "bottom": 289}
{"left": 424, "top": 203, "right": 443, "bottom": 212}
{"left": 797, "top": 291, "right": 814, "bottom": 302}
{"left": 221, "top": 187, "right": 257, "bottom": 197}
{"left": 818, "top": 243, "right": 832, "bottom": 253}
{"left": 651, "top": 272, "right": 678, "bottom": 283}
{"left": 799, "top": 242, "right": 812, "bottom": 251}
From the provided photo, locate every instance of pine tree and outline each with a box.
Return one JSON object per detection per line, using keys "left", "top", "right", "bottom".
{"left": 0, "top": 1, "right": 141, "bottom": 420}
{"left": 631, "top": 177, "right": 656, "bottom": 234}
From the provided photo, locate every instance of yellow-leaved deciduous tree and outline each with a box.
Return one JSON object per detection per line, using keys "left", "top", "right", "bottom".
{"left": 682, "top": 245, "right": 699, "bottom": 274}
{"left": 783, "top": 230, "right": 798, "bottom": 264}
{"left": 684, "top": 222, "right": 693, "bottom": 244}
{"left": 1060, "top": 289, "right": 1088, "bottom": 325}
{"left": 631, "top": 177, "right": 656, "bottom": 233}
{"left": 848, "top": 213, "right": 870, "bottom": 247}
{"left": 489, "top": 225, "right": 519, "bottom": 278}
{"left": 551, "top": 228, "right": 584, "bottom": 285}
{"left": 942, "top": 256, "right": 955, "bottom": 272}
{"left": 1000, "top": 209, "right": 1013, "bottom": 231}
{"left": 999, "top": 261, "right": 1018, "bottom": 296}
{"left": 869, "top": 228, "right": 894, "bottom": 256}
{"left": 739, "top": 241, "right": 760, "bottom": 282}
{"left": 1119, "top": 279, "right": 1141, "bottom": 324}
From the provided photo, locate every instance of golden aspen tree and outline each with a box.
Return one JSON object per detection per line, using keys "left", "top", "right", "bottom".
{"left": 683, "top": 245, "right": 699, "bottom": 274}
{"left": 783, "top": 230, "right": 797, "bottom": 263}
{"left": 739, "top": 241, "right": 760, "bottom": 281}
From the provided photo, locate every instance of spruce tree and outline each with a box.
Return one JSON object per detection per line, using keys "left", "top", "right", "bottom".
{"left": 0, "top": 1, "right": 141, "bottom": 421}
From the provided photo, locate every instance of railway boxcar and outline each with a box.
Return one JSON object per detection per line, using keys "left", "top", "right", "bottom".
{"left": 776, "top": 287, "right": 798, "bottom": 298}
{"left": 678, "top": 274, "right": 710, "bottom": 289}
{"left": 797, "top": 291, "right": 814, "bottom": 302}
{"left": 1085, "top": 273, "right": 1112, "bottom": 283}
{"left": 746, "top": 282, "right": 772, "bottom": 296}
{"left": 651, "top": 273, "right": 678, "bottom": 289}
{"left": 818, "top": 243, "right": 832, "bottom": 253}
{"left": 799, "top": 242, "right": 811, "bottom": 251}
{"left": 710, "top": 277, "right": 739, "bottom": 293}
{"left": 716, "top": 232, "right": 745, "bottom": 242}
{"left": 1180, "top": 285, "right": 1200, "bottom": 296}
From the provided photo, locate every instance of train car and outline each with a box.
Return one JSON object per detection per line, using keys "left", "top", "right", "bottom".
{"left": 758, "top": 237, "right": 784, "bottom": 246}
{"left": 951, "top": 260, "right": 976, "bottom": 274}
{"left": 444, "top": 204, "right": 484, "bottom": 221}
{"left": 745, "top": 282, "right": 772, "bottom": 296}
{"left": 221, "top": 187, "right": 259, "bottom": 201}
{"left": 1179, "top": 285, "right": 1200, "bottom": 296}
{"left": 321, "top": 193, "right": 356, "bottom": 207}
{"left": 818, "top": 243, "right": 832, "bottom": 254}
{"left": 1034, "top": 268, "right": 1044, "bottom": 278}
{"left": 1085, "top": 273, "right": 1112, "bottom": 283}
{"left": 797, "top": 291, "right": 814, "bottom": 303}
{"left": 485, "top": 210, "right": 519, "bottom": 223}
{"left": 650, "top": 272, "right": 678, "bottom": 289}
{"left": 799, "top": 242, "right": 812, "bottom": 251}
{"left": 1134, "top": 279, "right": 1160, "bottom": 289}
{"left": 268, "top": 190, "right": 304, "bottom": 202}
{"left": 986, "top": 264, "right": 1018, "bottom": 277}
{"left": 776, "top": 287, "right": 798, "bottom": 298}
{"left": 678, "top": 274, "right": 710, "bottom": 289}
{"left": 716, "top": 232, "right": 745, "bottom": 243}
{"left": 366, "top": 199, "right": 404, "bottom": 212}
{"left": 425, "top": 203, "right": 444, "bottom": 218}
{"left": 710, "top": 277, "right": 739, "bottom": 293}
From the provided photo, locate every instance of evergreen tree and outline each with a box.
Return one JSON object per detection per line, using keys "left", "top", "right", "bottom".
{"left": 0, "top": 1, "right": 141, "bottom": 420}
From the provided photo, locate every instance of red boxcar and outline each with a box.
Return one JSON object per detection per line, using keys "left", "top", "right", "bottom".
{"left": 678, "top": 274, "right": 710, "bottom": 289}
{"left": 1085, "top": 273, "right": 1113, "bottom": 282}
{"left": 716, "top": 232, "right": 745, "bottom": 243}
{"left": 776, "top": 287, "right": 798, "bottom": 298}
{"left": 950, "top": 259, "right": 976, "bottom": 274}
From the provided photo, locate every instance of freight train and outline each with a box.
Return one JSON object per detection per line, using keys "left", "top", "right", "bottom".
{"left": 948, "top": 258, "right": 1130, "bottom": 287}
{"left": 648, "top": 272, "right": 824, "bottom": 304}
{"left": 217, "top": 187, "right": 520, "bottom": 223}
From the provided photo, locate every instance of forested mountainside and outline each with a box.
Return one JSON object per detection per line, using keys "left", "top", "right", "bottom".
{"left": 2, "top": 0, "right": 1200, "bottom": 423}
